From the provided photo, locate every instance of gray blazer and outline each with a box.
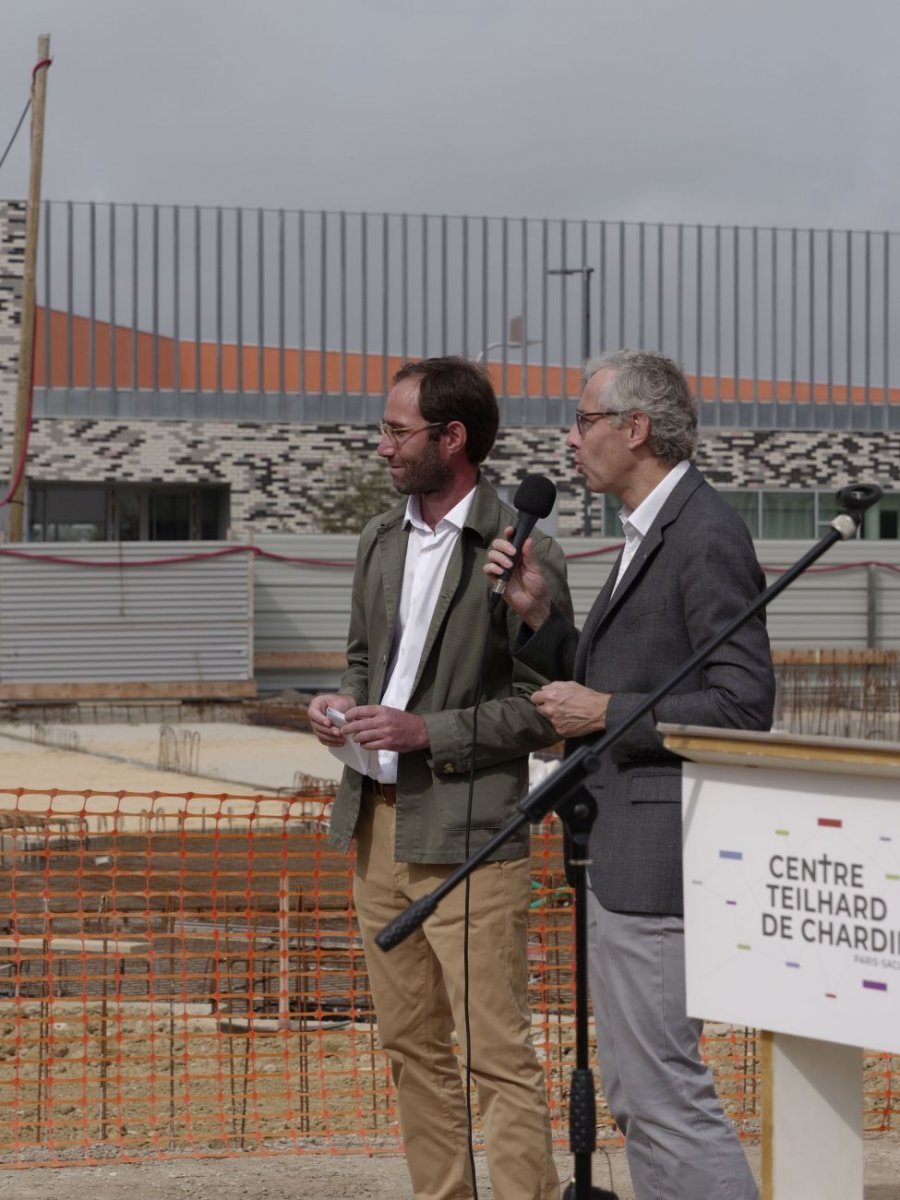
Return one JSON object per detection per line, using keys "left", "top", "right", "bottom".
{"left": 516, "top": 463, "right": 775, "bottom": 916}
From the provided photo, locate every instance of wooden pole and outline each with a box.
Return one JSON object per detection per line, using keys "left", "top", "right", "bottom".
{"left": 8, "top": 35, "right": 51, "bottom": 542}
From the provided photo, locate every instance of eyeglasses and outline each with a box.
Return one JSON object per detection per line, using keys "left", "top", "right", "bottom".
{"left": 573, "top": 408, "right": 622, "bottom": 437}
{"left": 378, "top": 420, "right": 445, "bottom": 447}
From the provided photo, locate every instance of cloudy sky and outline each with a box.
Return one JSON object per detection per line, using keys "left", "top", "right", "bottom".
{"left": 1, "top": 0, "right": 898, "bottom": 231}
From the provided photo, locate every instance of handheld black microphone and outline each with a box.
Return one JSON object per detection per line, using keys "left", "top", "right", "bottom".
{"left": 489, "top": 474, "right": 557, "bottom": 610}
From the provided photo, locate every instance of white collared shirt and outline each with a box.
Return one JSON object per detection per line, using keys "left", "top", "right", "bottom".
{"left": 611, "top": 460, "right": 690, "bottom": 595}
{"left": 375, "top": 486, "right": 477, "bottom": 783}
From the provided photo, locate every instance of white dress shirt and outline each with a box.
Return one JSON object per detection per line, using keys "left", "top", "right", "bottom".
{"left": 611, "top": 460, "right": 690, "bottom": 595}
{"left": 375, "top": 486, "right": 476, "bottom": 783}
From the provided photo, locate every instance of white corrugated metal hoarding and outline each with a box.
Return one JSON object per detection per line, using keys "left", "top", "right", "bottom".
{"left": 254, "top": 535, "right": 357, "bottom": 656}
{"left": 253, "top": 535, "right": 356, "bottom": 692}
{"left": 251, "top": 534, "right": 900, "bottom": 692}
{"left": 756, "top": 541, "right": 900, "bottom": 647}
{"left": 563, "top": 538, "right": 900, "bottom": 651}
{"left": 3, "top": 534, "right": 893, "bottom": 698}
{"left": 0, "top": 542, "right": 253, "bottom": 695}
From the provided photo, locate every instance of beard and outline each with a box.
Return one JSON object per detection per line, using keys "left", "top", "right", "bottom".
{"left": 388, "top": 440, "right": 453, "bottom": 496}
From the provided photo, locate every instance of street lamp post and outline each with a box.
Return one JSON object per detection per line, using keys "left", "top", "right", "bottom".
{"left": 476, "top": 314, "right": 541, "bottom": 363}
{"left": 548, "top": 266, "right": 595, "bottom": 534}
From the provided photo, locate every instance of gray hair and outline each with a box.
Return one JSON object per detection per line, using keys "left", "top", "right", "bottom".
{"left": 582, "top": 349, "right": 698, "bottom": 464}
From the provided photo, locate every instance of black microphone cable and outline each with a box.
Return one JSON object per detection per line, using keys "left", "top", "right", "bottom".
{"left": 459, "top": 473, "right": 557, "bottom": 1198}
{"left": 459, "top": 609, "right": 492, "bottom": 1200}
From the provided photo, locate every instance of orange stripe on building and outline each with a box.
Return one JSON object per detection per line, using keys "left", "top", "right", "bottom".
{"left": 33, "top": 308, "right": 900, "bottom": 406}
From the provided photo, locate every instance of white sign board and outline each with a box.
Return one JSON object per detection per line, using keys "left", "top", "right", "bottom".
{"left": 682, "top": 762, "right": 900, "bottom": 1053}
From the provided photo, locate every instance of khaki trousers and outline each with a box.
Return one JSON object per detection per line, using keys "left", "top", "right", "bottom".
{"left": 352, "top": 795, "right": 560, "bottom": 1200}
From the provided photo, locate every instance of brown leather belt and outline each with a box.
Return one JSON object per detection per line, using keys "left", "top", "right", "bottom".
{"left": 362, "top": 778, "right": 397, "bottom": 805}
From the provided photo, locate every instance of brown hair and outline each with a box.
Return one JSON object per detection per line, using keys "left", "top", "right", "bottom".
{"left": 392, "top": 356, "right": 499, "bottom": 464}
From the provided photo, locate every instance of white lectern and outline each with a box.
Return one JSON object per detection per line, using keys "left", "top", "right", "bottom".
{"left": 661, "top": 725, "right": 900, "bottom": 1200}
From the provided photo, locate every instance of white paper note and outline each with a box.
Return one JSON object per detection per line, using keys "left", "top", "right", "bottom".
{"left": 325, "top": 707, "right": 377, "bottom": 777}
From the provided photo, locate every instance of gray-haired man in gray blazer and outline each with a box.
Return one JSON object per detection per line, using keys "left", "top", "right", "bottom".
{"left": 486, "top": 350, "right": 775, "bottom": 1200}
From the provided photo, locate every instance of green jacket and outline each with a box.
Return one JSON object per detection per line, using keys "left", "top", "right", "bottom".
{"left": 327, "top": 476, "right": 573, "bottom": 863}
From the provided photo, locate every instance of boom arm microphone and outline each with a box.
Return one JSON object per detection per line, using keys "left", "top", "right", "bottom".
{"left": 489, "top": 473, "right": 557, "bottom": 610}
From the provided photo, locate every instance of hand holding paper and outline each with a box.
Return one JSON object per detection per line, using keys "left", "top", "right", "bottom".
{"left": 325, "top": 706, "right": 377, "bottom": 777}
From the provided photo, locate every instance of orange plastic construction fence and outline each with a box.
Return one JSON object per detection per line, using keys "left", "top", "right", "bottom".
{"left": 0, "top": 788, "right": 895, "bottom": 1168}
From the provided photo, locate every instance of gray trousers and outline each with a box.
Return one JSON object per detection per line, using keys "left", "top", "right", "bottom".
{"left": 586, "top": 890, "right": 759, "bottom": 1200}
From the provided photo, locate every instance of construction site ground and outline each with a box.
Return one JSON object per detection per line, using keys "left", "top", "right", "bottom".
{"left": 0, "top": 714, "right": 897, "bottom": 1197}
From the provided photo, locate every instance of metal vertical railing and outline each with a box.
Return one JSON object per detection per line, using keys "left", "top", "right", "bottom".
{"left": 28, "top": 200, "right": 900, "bottom": 430}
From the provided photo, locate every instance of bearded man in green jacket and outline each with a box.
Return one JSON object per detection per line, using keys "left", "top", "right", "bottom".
{"left": 309, "top": 356, "right": 572, "bottom": 1200}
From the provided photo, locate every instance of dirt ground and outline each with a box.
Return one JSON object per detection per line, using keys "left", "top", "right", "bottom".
{"left": 0, "top": 721, "right": 343, "bottom": 798}
{"left": 1, "top": 1135, "right": 900, "bottom": 1199}
{"left": 0, "top": 1145, "right": 716, "bottom": 1200}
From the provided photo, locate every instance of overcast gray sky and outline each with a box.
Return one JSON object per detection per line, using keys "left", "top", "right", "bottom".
{"left": 1, "top": 0, "right": 898, "bottom": 231}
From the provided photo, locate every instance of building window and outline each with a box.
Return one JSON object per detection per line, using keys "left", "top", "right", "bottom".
{"left": 760, "top": 491, "right": 814, "bottom": 539}
{"left": 864, "top": 492, "right": 900, "bottom": 540}
{"left": 29, "top": 483, "right": 230, "bottom": 542}
{"left": 28, "top": 485, "right": 107, "bottom": 542}
{"left": 719, "top": 489, "right": 898, "bottom": 540}
{"left": 600, "top": 493, "right": 621, "bottom": 536}
{"left": 718, "top": 491, "right": 760, "bottom": 538}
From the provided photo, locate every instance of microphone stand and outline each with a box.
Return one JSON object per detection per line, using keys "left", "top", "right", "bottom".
{"left": 375, "top": 484, "right": 882, "bottom": 1200}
